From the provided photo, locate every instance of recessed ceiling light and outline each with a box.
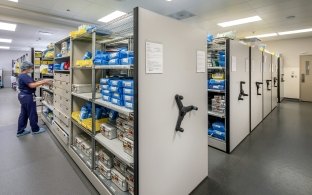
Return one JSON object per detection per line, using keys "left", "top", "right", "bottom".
{"left": 218, "top": 16, "right": 262, "bottom": 27}
{"left": 8, "top": 0, "right": 18, "bottom": 2}
{"left": 0, "top": 38, "right": 12, "bottom": 43}
{"left": 39, "top": 31, "right": 53, "bottom": 36}
{"left": 166, "top": 0, "right": 172, "bottom": 1}
{"left": 0, "top": 46, "right": 10, "bottom": 50}
{"left": 0, "top": 21, "right": 17, "bottom": 31}
{"left": 278, "top": 28, "right": 312, "bottom": 35}
{"left": 98, "top": 11, "right": 126, "bottom": 23}
{"left": 246, "top": 33, "right": 278, "bottom": 39}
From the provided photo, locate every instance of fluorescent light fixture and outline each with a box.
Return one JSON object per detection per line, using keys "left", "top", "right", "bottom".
{"left": 218, "top": 16, "right": 262, "bottom": 27}
{"left": 0, "top": 38, "right": 12, "bottom": 43}
{"left": 0, "top": 21, "right": 17, "bottom": 31}
{"left": 0, "top": 46, "right": 10, "bottom": 50}
{"left": 8, "top": 0, "right": 18, "bottom": 2}
{"left": 98, "top": 11, "right": 126, "bottom": 23}
{"left": 246, "top": 33, "right": 278, "bottom": 39}
{"left": 39, "top": 31, "right": 53, "bottom": 36}
{"left": 278, "top": 28, "right": 312, "bottom": 35}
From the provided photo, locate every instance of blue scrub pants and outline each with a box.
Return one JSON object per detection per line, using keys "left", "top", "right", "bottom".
{"left": 17, "top": 93, "right": 40, "bottom": 134}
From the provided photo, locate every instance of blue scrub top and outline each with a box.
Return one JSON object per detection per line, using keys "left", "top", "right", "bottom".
{"left": 18, "top": 73, "right": 36, "bottom": 94}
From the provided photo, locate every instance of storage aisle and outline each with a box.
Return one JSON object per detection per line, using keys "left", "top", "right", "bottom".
{"left": 0, "top": 88, "right": 98, "bottom": 195}
{"left": 193, "top": 100, "right": 312, "bottom": 195}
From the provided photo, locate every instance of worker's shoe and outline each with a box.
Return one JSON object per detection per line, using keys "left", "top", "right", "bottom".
{"left": 16, "top": 130, "right": 31, "bottom": 137}
{"left": 32, "top": 127, "right": 46, "bottom": 135}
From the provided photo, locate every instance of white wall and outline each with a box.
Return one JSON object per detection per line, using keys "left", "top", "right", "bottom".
{"left": 265, "top": 37, "right": 312, "bottom": 99}
{"left": 0, "top": 50, "right": 30, "bottom": 88}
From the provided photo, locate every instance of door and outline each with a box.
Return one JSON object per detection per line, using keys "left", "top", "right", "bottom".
{"left": 272, "top": 55, "right": 278, "bottom": 109}
{"left": 250, "top": 47, "right": 263, "bottom": 131}
{"left": 263, "top": 52, "right": 272, "bottom": 117}
{"left": 278, "top": 57, "right": 285, "bottom": 102}
{"left": 229, "top": 40, "right": 250, "bottom": 152}
{"left": 300, "top": 55, "right": 312, "bottom": 102}
{"left": 137, "top": 8, "right": 208, "bottom": 195}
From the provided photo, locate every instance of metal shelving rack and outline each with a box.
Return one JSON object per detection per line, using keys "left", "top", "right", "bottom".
{"left": 69, "top": 12, "right": 135, "bottom": 195}
{"left": 207, "top": 38, "right": 229, "bottom": 152}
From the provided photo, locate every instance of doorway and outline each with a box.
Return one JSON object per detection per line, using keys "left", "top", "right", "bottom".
{"left": 300, "top": 55, "right": 312, "bottom": 102}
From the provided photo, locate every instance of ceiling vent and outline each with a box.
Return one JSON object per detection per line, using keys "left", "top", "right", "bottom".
{"left": 169, "top": 10, "right": 195, "bottom": 20}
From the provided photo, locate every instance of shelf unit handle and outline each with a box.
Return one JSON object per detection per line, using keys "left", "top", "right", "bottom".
{"left": 175, "top": 95, "right": 198, "bottom": 132}
{"left": 238, "top": 81, "right": 248, "bottom": 101}
{"left": 256, "top": 82, "right": 263, "bottom": 95}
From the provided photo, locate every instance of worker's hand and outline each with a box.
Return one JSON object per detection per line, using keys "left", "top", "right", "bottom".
{"left": 42, "top": 79, "right": 53, "bottom": 85}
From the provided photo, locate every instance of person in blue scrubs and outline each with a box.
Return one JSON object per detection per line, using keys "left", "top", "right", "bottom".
{"left": 17, "top": 61, "right": 52, "bottom": 137}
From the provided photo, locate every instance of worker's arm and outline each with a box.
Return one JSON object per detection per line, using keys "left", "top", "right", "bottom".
{"left": 28, "top": 79, "right": 52, "bottom": 89}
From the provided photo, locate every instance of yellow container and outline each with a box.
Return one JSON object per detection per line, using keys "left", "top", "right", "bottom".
{"left": 34, "top": 59, "right": 41, "bottom": 65}
{"left": 76, "top": 59, "right": 93, "bottom": 67}
{"left": 81, "top": 118, "right": 109, "bottom": 132}
{"left": 212, "top": 73, "right": 225, "bottom": 80}
{"left": 71, "top": 111, "right": 81, "bottom": 124}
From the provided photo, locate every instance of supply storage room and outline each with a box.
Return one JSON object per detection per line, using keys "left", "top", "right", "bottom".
{"left": 1, "top": 0, "right": 312, "bottom": 195}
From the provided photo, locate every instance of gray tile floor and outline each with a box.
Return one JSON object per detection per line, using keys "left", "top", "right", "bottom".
{"left": 0, "top": 88, "right": 98, "bottom": 195}
{"left": 192, "top": 100, "right": 312, "bottom": 195}
{"left": 1, "top": 88, "right": 312, "bottom": 195}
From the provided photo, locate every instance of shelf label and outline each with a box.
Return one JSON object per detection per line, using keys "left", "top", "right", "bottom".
{"left": 146, "top": 42, "right": 163, "bottom": 74}
{"left": 231, "top": 56, "right": 237, "bottom": 72}
{"left": 196, "top": 50, "right": 206, "bottom": 73}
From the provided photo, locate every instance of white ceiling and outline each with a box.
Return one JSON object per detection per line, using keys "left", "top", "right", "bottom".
{"left": 0, "top": 0, "right": 312, "bottom": 51}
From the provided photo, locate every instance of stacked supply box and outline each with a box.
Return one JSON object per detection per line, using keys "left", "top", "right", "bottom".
{"left": 211, "top": 95, "right": 225, "bottom": 114}
{"left": 99, "top": 78, "right": 134, "bottom": 110}
{"left": 53, "top": 72, "right": 71, "bottom": 145}
{"left": 93, "top": 49, "right": 134, "bottom": 66}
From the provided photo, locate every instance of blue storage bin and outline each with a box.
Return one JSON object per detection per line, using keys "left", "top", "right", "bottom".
{"left": 102, "top": 95, "right": 111, "bottom": 102}
{"left": 208, "top": 85, "right": 225, "bottom": 90}
{"left": 218, "top": 51, "right": 225, "bottom": 56}
{"left": 110, "top": 98, "right": 124, "bottom": 106}
{"left": 53, "top": 64, "right": 61, "bottom": 70}
{"left": 95, "top": 107, "right": 104, "bottom": 120}
{"left": 109, "top": 110, "right": 119, "bottom": 122}
{"left": 124, "top": 102, "right": 134, "bottom": 110}
{"left": 93, "top": 58, "right": 102, "bottom": 65}
{"left": 207, "top": 34, "right": 214, "bottom": 43}
{"left": 101, "top": 89, "right": 111, "bottom": 96}
{"left": 219, "top": 55, "right": 225, "bottom": 61}
{"left": 122, "top": 80, "right": 134, "bottom": 89}
{"left": 219, "top": 60, "right": 225, "bottom": 67}
{"left": 209, "top": 79, "right": 225, "bottom": 86}
{"left": 109, "top": 80, "right": 123, "bottom": 87}
{"left": 56, "top": 53, "right": 62, "bottom": 58}
{"left": 123, "top": 95, "right": 134, "bottom": 103}
{"left": 109, "top": 52, "right": 120, "bottom": 60}
{"left": 108, "top": 59, "right": 120, "bottom": 65}
{"left": 83, "top": 51, "right": 92, "bottom": 60}
{"left": 100, "top": 78, "right": 110, "bottom": 85}
{"left": 212, "top": 130, "right": 226, "bottom": 141}
{"left": 100, "top": 85, "right": 109, "bottom": 90}
{"left": 212, "top": 122, "right": 225, "bottom": 132}
{"left": 119, "top": 50, "right": 134, "bottom": 58}
{"left": 123, "top": 88, "right": 134, "bottom": 95}
{"left": 109, "top": 86, "right": 123, "bottom": 93}
{"left": 120, "top": 57, "right": 134, "bottom": 65}
{"left": 111, "top": 93, "right": 123, "bottom": 100}
{"left": 208, "top": 128, "right": 214, "bottom": 136}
